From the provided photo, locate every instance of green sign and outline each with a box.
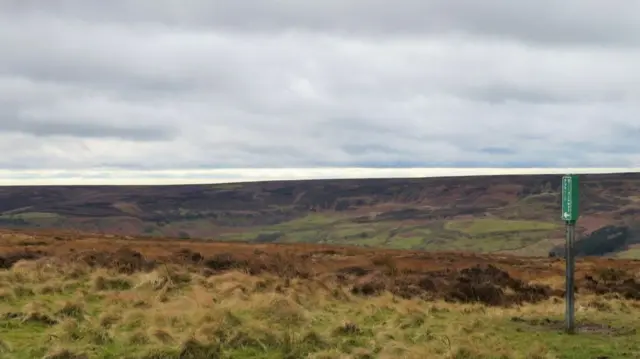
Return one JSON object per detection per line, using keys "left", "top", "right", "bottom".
{"left": 561, "top": 175, "right": 579, "bottom": 222}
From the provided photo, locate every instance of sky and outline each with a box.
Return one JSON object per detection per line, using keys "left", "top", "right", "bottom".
{"left": 1, "top": 1, "right": 640, "bottom": 184}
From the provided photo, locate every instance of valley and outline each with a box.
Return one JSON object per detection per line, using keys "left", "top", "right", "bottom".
{"left": 0, "top": 173, "right": 639, "bottom": 257}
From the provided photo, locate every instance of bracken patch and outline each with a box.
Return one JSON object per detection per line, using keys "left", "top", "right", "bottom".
{"left": 76, "top": 248, "right": 156, "bottom": 274}
{"left": 0, "top": 250, "right": 47, "bottom": 269}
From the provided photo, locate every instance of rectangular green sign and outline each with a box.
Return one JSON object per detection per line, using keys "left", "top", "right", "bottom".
{"left": 561, "top": 175, "right": 579, "bottom": 222}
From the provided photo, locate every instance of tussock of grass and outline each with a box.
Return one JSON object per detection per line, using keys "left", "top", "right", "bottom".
{"left": 97, "top": 310, "right": 121, "bottom": 328}
{"left": 92, "top": 273, "right": 133, "bottom": 291}
{"left": 0, "top": 337, "right": 11, "bottom": 353}
{"left": 0, "top": 259, "right": 638, "bottom": 359}
{"left": 55, "top": 301, "right": 85, "bottom": 319}
{"left": 12, "top": 284, "right": 35, "bottom": 298}
{"left": 126, "top": 329, "right": 150, "bottom": 345}
{"left": 43, "top": 347, "right": 88, "bottom": 359}
{"left": 0, "top": 288, "right": 15, "bottom": 301}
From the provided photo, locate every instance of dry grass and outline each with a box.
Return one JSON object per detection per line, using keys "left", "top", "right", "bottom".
{"left": 0, "top": 261, "right": 637, "bottom": 358}
{"left": 0, "top": 230, "right": 639, "bottom": 358}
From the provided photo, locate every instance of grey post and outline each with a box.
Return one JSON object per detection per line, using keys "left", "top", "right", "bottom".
{"left": 565, "top": 220, "right": 575, "bottom": 334}
{"left": 561, "top": 174, "right": 579, "bottom": 334}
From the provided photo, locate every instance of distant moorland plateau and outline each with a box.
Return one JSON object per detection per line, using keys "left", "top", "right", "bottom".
{"left": 0, "top": 173, "right": 639, "bottom": 258}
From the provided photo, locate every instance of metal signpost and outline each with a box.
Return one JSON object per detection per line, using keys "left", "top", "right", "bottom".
{"left": 561, "top": 174, "right": 579, "bottom": 334}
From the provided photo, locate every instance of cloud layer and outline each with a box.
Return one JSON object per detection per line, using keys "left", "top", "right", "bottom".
{"left": 1, "top": 1, "right": 640, "bottom": 171}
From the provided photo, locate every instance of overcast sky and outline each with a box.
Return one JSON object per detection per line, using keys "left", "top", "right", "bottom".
{"left": 2, "top": 0, "right": 640, "bottom": 179}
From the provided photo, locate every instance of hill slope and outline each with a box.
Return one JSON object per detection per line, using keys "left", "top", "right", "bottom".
{"left": 0, "top": 173, "right": 639, "bottom": 256}
{"left": 2, "top": 229, "right": 640, "bottom": 358}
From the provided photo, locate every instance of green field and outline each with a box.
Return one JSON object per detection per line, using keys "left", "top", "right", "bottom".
{"left": 0, "top": 212, "right": 61, "bottom": 220}
{"left": 0, "top": 210, "right": 578, "bottom": 255}
{"left": 213, "top": 215, "right": 562, "bottom": 253}
{"left": 444, "top": 219, "right": 558, "bottom": 235}
{"left": 615, "top": 247, "right": 640, "bottom": 259}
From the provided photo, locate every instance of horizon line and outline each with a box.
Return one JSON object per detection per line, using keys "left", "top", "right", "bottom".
{"left": 0, "top": 167, "right": 637, "bottom": 186}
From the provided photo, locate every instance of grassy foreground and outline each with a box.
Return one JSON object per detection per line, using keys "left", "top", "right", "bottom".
{"left": 0, "top": 260, "right": 639, "bottom": 359}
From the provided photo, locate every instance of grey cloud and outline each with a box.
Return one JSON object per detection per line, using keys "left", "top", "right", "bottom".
{"left": 0, "top": 1, "right": 639, "bottom": 170}
{"left": 3, "top": 0, "right": 640, "bottom": 46}
{"left": 9, "top": 121, "right": 176, "bottom": 142}
{"left": 612, "top": 123, "right": 640, "bottom": 141}
{"left": 479, "top": 147, "right": 515, "bottom": 155}
{"left": 0, "top": 78, "right": 178, "bottom": 141}
{"left": 341, "top": 144, "right": 405, "bottom": 156}
{"left": 0, "top": 24, "right": 240, "bottom": 100}
{"left": 464, "top": 86, "right": 576, "bottom": 105}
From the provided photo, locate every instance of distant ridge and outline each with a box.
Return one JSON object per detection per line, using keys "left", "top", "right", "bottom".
{"left": 0, "top": 167, "right": 638, "bottom": 186}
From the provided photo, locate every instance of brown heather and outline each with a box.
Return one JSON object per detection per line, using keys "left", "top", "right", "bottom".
{"left": 0, "top": 229, "right": 638, "bottom": 358}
